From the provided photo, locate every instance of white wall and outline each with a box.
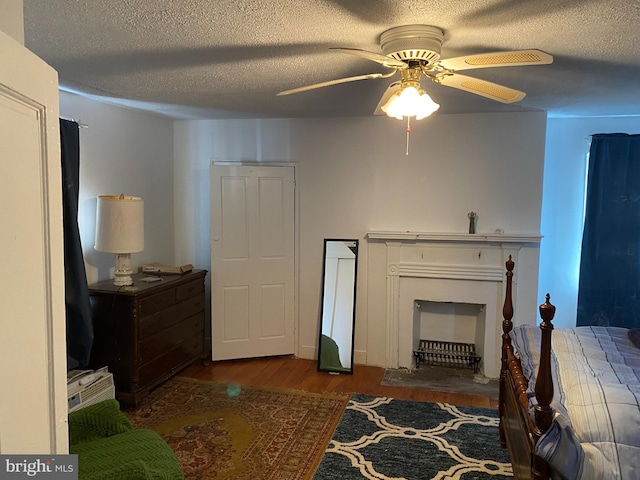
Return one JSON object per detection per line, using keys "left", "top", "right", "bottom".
{"left": 59, "top": 91, "right": 176, "bottom": 284}
{"left": 174, "top": 112, "right": 547, "bottom": 365}
{"left": 0, "top": 0, "right": 23, "bottom": 44}
{"left": 55, "top": 89, "right": 640, "bottom": 359}
{"left": 539, "top": 115, "right": 640, "bottom": 328}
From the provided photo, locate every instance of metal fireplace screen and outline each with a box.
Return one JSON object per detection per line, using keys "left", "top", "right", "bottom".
{"left": 413, "top": 339, "right": 481, "bottom": 373}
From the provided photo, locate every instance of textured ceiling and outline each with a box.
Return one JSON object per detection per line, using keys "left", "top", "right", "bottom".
{"left": 22, "top": 0, "right": 640, "bottom": 120}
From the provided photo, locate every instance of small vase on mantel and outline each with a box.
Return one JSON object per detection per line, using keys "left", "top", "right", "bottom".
{"left": 468, "top": 211, "right": 478, "bottom": 234}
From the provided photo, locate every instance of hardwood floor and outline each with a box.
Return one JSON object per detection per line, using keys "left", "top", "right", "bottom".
{"left": 180, "top": 356, "right": 499, "bottom": 409}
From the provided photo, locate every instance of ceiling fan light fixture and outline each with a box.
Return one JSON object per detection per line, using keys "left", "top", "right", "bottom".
{"left": 381, "top": 86, "right": 440, "bottom": 120}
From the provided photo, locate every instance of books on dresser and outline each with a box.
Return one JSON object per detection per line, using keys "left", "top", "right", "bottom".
{"left": 142, "top": 262, "right": 194, "bottom": 274}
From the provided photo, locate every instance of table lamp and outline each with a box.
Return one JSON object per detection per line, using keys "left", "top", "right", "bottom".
{"left": 94, "top": 194, "right": 144, "bottom": 286}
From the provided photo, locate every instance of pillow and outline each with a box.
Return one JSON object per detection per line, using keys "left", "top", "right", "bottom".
{"left": 628, "top": 329, "right": 640, "bottom": 349}
{"left": 536, "top": 414, "right": 584, "bottom": 480}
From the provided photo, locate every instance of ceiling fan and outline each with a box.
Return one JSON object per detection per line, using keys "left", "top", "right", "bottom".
{"left": 277, "top": 25, "right": 553, "bottom": 117}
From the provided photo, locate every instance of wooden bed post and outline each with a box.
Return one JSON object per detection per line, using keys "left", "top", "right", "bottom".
{"left": 499, "top": 255, "right": 514, "bottom": 448}
{"left": 533, "top": 294, "right": 556, "bottom": 439}
{"left": 531, "top": 293, "right": 556, "bottom": 480}
{"left": 499, "top": 258, "right": 556, "bottom": 480}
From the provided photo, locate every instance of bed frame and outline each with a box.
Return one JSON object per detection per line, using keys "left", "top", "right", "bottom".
{"left": 499, "top": 256, "right": 556, "bottom": 480}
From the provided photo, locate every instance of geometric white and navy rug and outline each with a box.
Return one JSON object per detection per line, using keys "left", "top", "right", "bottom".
{"left": 313, "top": 393, "right": 513, "bottom": 480}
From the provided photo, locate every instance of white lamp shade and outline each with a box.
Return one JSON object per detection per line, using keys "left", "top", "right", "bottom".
{"left": 381, "top": 86, "right": 440, "bottom": 120}
{"left": 94, "top": 195, "right": 144, "bottom": 253}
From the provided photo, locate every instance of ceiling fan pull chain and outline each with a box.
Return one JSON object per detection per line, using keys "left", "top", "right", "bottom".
{"left": 406, "top": 116, "right": 411, "bottom": 156}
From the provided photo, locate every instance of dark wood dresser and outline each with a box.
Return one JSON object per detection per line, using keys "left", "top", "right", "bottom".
{"left": 88, "top": 269, "right": 207, "bottom": 406}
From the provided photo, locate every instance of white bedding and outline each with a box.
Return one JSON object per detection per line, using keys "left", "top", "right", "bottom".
{"left": 510, "top": 325, "right": 640, "bottom": 480}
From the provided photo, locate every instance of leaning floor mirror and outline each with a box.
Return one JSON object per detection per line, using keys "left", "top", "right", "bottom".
{"left": 317, "top": 239, "right": 358, "bottom": 374}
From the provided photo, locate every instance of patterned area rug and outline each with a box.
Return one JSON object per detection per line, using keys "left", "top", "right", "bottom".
{"left": 126, "top": 377, "right": 349, "bottom": 480}
{"left": 313, "top": 394, "right": 513, "bottom": 480}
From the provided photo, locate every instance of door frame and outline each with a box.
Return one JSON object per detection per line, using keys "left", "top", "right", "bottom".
{"left": 210, "top": 161, "right": 300, "bottom": 358}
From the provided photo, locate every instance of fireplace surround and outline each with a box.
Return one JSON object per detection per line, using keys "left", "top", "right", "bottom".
{"left": 366, "top": 231, "right": 541, "bottom": 378}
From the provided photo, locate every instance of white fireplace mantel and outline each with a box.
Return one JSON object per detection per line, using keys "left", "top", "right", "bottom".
{"left": 367, "top": 231, "right": 542, "bottom": 244}
{"left": 365, "top": 231, "right": 541, "bottom": 378}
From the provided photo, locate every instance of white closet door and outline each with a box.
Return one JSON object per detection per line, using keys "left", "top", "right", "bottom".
{"left": 210, "top": 165, "right": 295, "bottom": 360}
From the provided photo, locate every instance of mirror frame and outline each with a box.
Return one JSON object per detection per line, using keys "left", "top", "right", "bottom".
{"left": 317, "top": 238, "right": 358, "bottom": 374}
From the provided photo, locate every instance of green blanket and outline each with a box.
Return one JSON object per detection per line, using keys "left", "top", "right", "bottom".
{"left": 69, "top": 400, "right": 183, "bottom": 480}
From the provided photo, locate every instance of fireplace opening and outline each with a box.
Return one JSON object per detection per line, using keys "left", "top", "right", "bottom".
{"left": 412, "top": 300, "right": 486, "bottom": 372}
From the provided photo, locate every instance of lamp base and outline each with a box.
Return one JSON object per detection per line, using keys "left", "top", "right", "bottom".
{"left": 113, "top": 273, "right": 134, "bottom": 287}
{"left": 113, "top": 253, "right": 134, "bottom": 286}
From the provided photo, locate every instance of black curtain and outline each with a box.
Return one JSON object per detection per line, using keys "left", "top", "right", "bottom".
{"left": 577, "top": 133, "right": 640, "bottom": 328}
{"left": 60, "top": 119, "right": 93, "bottom": 369}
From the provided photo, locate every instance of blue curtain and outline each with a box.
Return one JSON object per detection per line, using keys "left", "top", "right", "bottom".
{"left": 577, "top": 133, "right": 640, "bottom": 328}
{"left": 60, "top": 119, "right": 94, "bottom": 369}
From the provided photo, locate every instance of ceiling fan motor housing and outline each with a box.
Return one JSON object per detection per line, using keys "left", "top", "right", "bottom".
{"left": 380, "top": 25, "right": 444, "bottom": 65}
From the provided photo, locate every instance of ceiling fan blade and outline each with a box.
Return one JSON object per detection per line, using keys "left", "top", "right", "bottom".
{"left": 436, "top": 73, "right": 526, "bottom": 103}
{"left": 277, "top": 72, "right": 394, "bottom": 96}
{"left": 439, "top": 49, "right": 553, "bottom": 71}
{"left": 373, "top": 82, "right": 401, "bottom": 115}
{"left": 330, "top": 48, "right": 407, "bottom": 69}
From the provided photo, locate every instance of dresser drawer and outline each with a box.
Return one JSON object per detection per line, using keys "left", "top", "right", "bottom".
{"left": 139, "top": 289, "right": 177, "bottom": 317}
{"left": 138, "top": 333, "right": 204, "bottom": 389}
{"left": 139, "top": 293, "right": 205, "bottom": 338}
{"left": 176, "top": 278, "right": 204, "bottom": 301}
{"left": 139, "top": 312, "right": 204, "bottom": 363}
